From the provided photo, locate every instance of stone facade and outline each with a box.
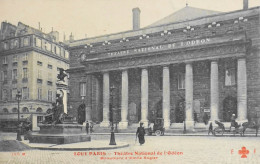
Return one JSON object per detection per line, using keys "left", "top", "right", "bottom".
{"left": 67, "top": 7, "right": 260, "bottom": 130}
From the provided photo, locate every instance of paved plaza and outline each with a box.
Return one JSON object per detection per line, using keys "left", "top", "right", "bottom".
{"left": 0, "top": 132, "right": 259, "bottom": 164}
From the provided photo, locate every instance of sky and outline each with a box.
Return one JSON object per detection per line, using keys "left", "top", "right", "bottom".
{"left": 0, "top": 0, "right": 259, "bottom": 40}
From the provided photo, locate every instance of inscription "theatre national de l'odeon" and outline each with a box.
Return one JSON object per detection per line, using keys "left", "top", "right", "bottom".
{"left": 107, "top": 38, "right": 211, "bottom": 57}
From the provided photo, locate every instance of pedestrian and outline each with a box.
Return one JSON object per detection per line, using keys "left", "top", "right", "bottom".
{"left": 86, "top": 121, "right": 89, "bottom": 134}
{"left": 208, "top": 122, "right": 213, "bottom": 135}
{"left": 230, "top": 114, "right": 238, "bottom": 130}
{"left": 136, "top": 122, "right": 145, "bottom": 146}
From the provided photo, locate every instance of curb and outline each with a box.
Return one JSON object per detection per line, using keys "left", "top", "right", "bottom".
{"left": 31, "top": 144, "right": 130, "bottom": 151}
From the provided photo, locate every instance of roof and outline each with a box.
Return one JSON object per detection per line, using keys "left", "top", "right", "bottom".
{"left": 148, "top": 6, "right": 222, "bottom": 27}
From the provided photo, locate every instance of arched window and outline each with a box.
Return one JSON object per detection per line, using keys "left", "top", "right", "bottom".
{"left": 3, "top": 108, "right": 9, "bottom": 113}
{"left": 22, "top": 107, "right": 29, "bottom": 113}
{"left": 12, "top": 108, "right": 18, "bottom": 113}
{"left": 36, "top": 107, "right": 43, "bottom": 113}
{"left": 1, "top": 108, "right": 9, "bottom": 113}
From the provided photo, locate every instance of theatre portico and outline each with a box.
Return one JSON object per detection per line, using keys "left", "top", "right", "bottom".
{"left": 67, "top": 5, "right": 260, "bottom": 132}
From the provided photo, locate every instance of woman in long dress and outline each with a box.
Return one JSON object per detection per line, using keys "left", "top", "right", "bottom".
{"left": 136, "top": 122, "right": 145, "bottom": 145}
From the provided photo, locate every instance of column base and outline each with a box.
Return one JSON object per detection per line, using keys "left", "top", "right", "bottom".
{"left": 100, "top": 121, "right": 110, "bottom": 127}
{"left": 118, "top": 121, "right": 128, "bottom": 129}
{"left": 164, "top": 120, "right": 171, "bottom": 129}
{"left": 184, "top": 121, "right": 195, "bottom": 132}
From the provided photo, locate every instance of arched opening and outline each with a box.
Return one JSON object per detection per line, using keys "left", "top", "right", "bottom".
{"left": 223, "top": 96, "right": 237, "bottom": 122}
{"left": 12, "top": 108, "right": 18, "bottom": 113}
{"left": 22, "top": 107, "right": 29, "bottom": 113}
{"left": 46, "top": 108, "right": 52, "bottom": 114}
{"left": 3, "top": 108, "right": 9, "bottom": 113}
{"left": 36, "top": 107, "right": 43, "bottom": 113}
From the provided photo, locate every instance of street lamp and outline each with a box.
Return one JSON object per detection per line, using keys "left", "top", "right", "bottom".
{"left": 109, "top": 84, "right": 116, "bottom": 145}
{"left": 16, "top": 90, "right": 22, "bottom": 141}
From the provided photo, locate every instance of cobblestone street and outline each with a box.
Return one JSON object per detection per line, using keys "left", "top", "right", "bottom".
{"left": 0, "top": 133, "right": 259, "bottom": 164}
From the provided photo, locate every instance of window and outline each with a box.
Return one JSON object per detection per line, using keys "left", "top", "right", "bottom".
{"left": 22, "top": 87, "right": 29, "bottom": 99}
{"left": 12, "top": 89, "right": 17, "bottom": 100}
{"left": 23, "top": 53, "right": 28, "bottom": 61}
{"left": 38, "top": 88, "right": 42, "bottom": 100}
{"left": 2, "top": 57, "right": 7, "bottom": 64}
{"left": 14, "top": 39, "right": 19, "bottom": 48}
{"left": 22, "top": 107, "right": 29, "bottom": 113}
{"left": 2, "top": 89, "right": 8, "bottom": 101}
{"left": 3, "top": 42, "right": 9, "bottom": 50}
{"left": 80, "top": 82, "right": 86, "bottom": 97}
{"left": 178, "top": 73, "right": 185, "bottom": 89}
{"left": 23, "top": 37, "right": 29, "bottom": 46}
{"left": 13, "top": 55, "right": 17, "bottom": 62}
{"left": 12, "top": 108, "right": 18, "bottom": 113}
{"left": 38, "top": 70, "right": 42, "bottom": 79}
{"left": 36, "top": 107, "right": 42, "bottom": 113}
{"left": 37, "top": 61, "right": 42, "bottom": 66}
{"left": 35, "top": 37, "right": 41, "bottom": 47}
{"left": 36, "top": 108, "right": 43, "bottom": 113}
{"left": 48, "top": 90, "right": 52, "bottom": 102}
{"left": 12, "top": 69, "right": 17, "bottom": 80}
{"left": 23, "top": 68, "right": 28, "bottom": 78}
{"left": 3, "top": 108, "right": 9, "bottom": 113}
{"left": 225, "top": 68, "right": 236, "bottom": 86}
{"left": 65, "top": 51, "right": 69, "bottom": 59}
{"left": 3, "top": 71, "right": 7, "bottom": 82}
{"left": 45, "top": 42, "right": 51, "bottom": 51}
{"left": 48, "top": 64, "right": 53, "bottom": 69}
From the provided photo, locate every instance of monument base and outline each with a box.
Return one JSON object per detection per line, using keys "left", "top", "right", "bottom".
{"left": 29, "top": 124, "right": 91, "bottom": 144}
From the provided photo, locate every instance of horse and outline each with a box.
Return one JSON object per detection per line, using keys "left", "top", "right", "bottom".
{"left": 241, "top": 121, "right": 259, "bottom": 137}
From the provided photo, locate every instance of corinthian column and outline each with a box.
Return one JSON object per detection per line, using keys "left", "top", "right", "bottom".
{"left": 119, "top": 70, "right": 128, "bottom": 129}
{"left": 210, "top": 60, "right": 219, "bottom": 122}
{"left": 100, "top": 72, "right": 110, "bottom": 127}
{"left": 237, "top": 58, "right": 248, "bottom": 122}
{"left": 163, "top": 66, "right": 171, "bottom": 129}
{"left": 185, "top": 62, "right": 194, "bottom": 131}
{"left": 141, "top": 68, "right": 149, "bottom": 127}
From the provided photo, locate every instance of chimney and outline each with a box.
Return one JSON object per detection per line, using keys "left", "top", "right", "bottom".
{"left": 243, "top": 0, "right": 248, "bottom": 10}
{"left": 132, "top": 7, "right": 141, "bottom": 30}
{"left": 69, "top": 32, "right": 74, "bottom": 42}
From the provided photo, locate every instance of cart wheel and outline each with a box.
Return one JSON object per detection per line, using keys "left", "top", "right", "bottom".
{"left": 155, "top": 130, "right": 161, "bottom": 136}
{"left": 213, "top": 127, "right": 224, "bottom": 136}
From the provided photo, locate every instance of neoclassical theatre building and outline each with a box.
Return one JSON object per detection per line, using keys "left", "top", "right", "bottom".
{"left": 67, "top": 2, "right": 260, "bottom": 130}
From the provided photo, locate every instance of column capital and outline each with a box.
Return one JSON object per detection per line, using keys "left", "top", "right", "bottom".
{"left": 162, "top": 65, "right": 170, "bottom": 69}
{"left": 237, "top": 57, "right": 246, "bottom": 61}
{"left": 210, "top": 59, "right": 219, "bottom": 63}
{"left": 101, "top": 71, "right": 109, "bottom": 75}
{"left": 185, "top": 61, "right": 193, "bottom": 65}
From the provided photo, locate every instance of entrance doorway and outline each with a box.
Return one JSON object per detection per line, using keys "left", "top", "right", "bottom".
{"left": 175, "top": 98, "right": 185, "bottom": 123}
{"left": 223, "top": 96, "right": 237, "bottom": 122}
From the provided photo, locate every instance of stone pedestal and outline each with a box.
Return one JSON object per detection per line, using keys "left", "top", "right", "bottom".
{"left": 32, "top": 114, "right": 40, "bottom": 131}
{"left": 29, "top": 124, "right": 91, "bottom": 144}
{"left": 118, "top": 121, "right": 128, "bottom": 129}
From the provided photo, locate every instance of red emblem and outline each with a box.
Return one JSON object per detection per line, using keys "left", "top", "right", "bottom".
{"left": 238, "top": 147, "right": 249, "bottom": 158}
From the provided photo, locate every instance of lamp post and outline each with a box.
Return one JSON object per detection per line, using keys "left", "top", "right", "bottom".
{"left": 109, "top": 84, "right": 116, "bottom": 145}
{"left": 16, "top": 90, "right": 22, "bottom": 141}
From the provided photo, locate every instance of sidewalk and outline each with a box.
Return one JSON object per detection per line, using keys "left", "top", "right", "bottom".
{"left": 21, "top": 140, "right": 129, "bottom": 151}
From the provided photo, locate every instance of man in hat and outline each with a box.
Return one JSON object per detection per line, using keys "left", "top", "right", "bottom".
{"left": 136, "top": 122, "right": 145, "bottom": 146}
